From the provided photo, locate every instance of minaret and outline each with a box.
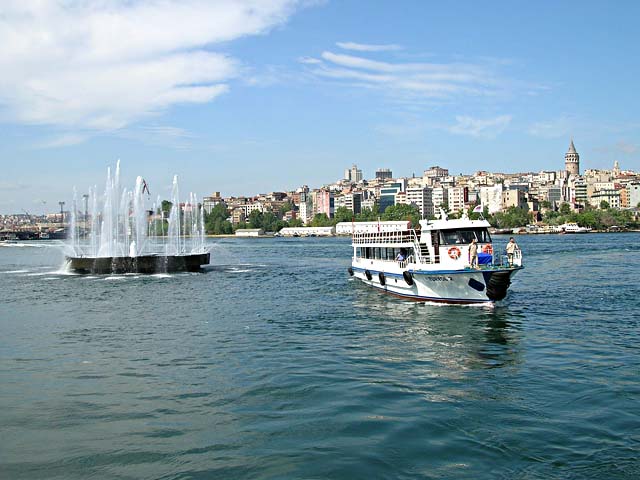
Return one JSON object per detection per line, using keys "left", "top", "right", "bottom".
{"left": 565, "top": 139, "right": 580, "bottom": 176}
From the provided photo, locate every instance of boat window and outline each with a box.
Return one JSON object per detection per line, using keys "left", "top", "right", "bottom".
{"left": 441, "top": 228, "right": 492, "bottom": 245}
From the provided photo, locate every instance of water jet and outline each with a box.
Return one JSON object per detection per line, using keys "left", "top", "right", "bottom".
{"left": 65, "top": 161, "right": 210, "bottom": 274}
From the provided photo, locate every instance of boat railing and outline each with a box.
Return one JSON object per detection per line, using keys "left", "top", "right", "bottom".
{"left": 353, "top": 230, "right": 431, "bottom": 265}
{"left": 352, "top": 230, "right": 417, "bottom": 245}
{"left": 494, "top": 248, "right": 523, "bottom": 267}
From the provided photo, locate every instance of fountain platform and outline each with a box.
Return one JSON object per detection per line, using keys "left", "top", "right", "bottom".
{"left": 66, "top": 252, "right": 210, "bottom": 274}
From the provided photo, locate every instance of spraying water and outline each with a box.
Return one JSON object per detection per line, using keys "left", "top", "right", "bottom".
{"left": 66, "top": 161, "right": 207, "bottom": 259}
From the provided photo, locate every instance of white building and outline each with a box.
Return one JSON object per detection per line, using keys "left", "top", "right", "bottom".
{"left": 235, "top": 228, "right": 265, "bottom": 237}
{"left": 446, "top": 186, "right": 467, "bottom": 213}
{"left": 589, "top": 189, "right": 621, "bottom": 209}
{"left": 279, "top": 226, "right": 335, "bottom": 236}
{"left": 432, "top": 187, "right": 445, "bottom": 209}
{"left": 344, "top": 164, "right": 363, "bottom": 183}
{"left": 479, "top": 184, "right": 503, "bottom": 214}
{"left": 406, "top": 186, "right": 434, "bottom": 219}
{"left": 628, "top": 183, "right": 640, "bottom": 208}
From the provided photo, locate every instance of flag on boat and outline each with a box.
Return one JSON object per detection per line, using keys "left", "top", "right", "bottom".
{"left": 473, "top": 205, "right": 483, "bottom": 213}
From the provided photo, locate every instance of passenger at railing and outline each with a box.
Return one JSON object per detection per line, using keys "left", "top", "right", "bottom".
{"left": 506, "top": 237, "right": 519, "bottom": 266}
{"left": 396, "top": 249, "right": 406, "bottom": 262}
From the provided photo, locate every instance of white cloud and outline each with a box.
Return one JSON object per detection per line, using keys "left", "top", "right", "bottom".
{"left": 336, "top": 41, "right": 403, "bottom": 52}
{"left": 38, "top": 133, "right": 88, "bottom": 148}
{"left": 528, "top": 117, "right": 573, "bottom": 138}
{"left": 298, "top": 56, "right": 323, "bottom": 64}
{"left": 616, "top": 140, "right": 638, "bottom": 154}
{"left": 0, "top": 0, "right": 300, "bottom": 132}
{"left": 449, "top": 115, "right": 512, "bottom": 138}
{"left": 306, "top": 50, "right": 503, "bottom": 100}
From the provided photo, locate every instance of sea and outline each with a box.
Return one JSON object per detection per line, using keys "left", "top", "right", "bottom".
{"left": 1, "top": 234, "right": 639, "bottom": 479}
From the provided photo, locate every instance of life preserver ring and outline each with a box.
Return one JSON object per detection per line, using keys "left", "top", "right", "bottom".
{"left": 482, "top": 244, "right": 493, "bottom": 254}
{"left": 448, "top": 246, "right": 461, "bottom": 260}
{"left": 378, "top": 272, "right": 386, "bottom": 286}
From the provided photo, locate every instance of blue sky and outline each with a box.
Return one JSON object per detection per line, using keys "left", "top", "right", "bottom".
{"left": 1, "top": 0, "right": 639, "bottom": 214}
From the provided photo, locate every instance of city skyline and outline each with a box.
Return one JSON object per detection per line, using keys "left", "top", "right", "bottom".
{"left": 1, "top": 1, "right": 640, "bottom": 214}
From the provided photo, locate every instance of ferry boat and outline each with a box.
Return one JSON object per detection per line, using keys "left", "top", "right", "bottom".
{"left": 561, "top": 222, "right": 591, "bottom": 234}
{"left": 348, "top": 215, "right": 523, "bottom": 304}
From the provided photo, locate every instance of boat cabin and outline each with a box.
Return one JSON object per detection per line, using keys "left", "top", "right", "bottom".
{"left": 352, "top": 218, "right": 496, "bottom": 267}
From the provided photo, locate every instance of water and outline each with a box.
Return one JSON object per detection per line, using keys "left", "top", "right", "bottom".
{"left": 67, "top": 161, "right": 206, "bottom": 259}
{"left": 1, "top": 234, "right": 639, "bottom": 479}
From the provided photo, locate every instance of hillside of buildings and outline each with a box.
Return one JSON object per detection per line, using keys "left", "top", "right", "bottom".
{"left": 3, "top": 141, "right": 640, "bottom": 238}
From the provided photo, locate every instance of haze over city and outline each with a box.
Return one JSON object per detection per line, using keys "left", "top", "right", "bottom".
{"left": 1, "top": 0, "right": 639, "bottom": 214}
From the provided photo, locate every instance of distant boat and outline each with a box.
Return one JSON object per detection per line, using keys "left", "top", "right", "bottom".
{"left": 561, "top": 222, "right": 591, "bottom": 234}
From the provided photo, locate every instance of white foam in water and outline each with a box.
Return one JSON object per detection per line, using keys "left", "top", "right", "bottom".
{"left": 4, "top": 270, "right": 29, "bottom": 274}
{"left": 151, "top": 273, "right": 172, "bottom": 278}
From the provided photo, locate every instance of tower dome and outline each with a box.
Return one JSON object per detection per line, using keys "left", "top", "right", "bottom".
{"left": 565, "top": 139, "right": 580, "bottom": 176}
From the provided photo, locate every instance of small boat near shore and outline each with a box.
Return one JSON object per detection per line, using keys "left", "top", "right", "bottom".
{"left": 560, "top": 222, "right": 591, "bottom": 234}
{"left": 348, "top": 214, "right": 523, "bottom": 304}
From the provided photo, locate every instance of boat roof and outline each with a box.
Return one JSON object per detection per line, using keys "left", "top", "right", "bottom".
{"left": 419, "top": 218, "right": 491, "bottom": 231}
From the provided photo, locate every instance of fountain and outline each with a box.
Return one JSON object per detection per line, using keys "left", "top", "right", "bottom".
{"left": 65, "top": 161, "right": 210, "bottom": 274}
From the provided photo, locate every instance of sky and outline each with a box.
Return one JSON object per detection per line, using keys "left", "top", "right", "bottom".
{"left": 1, "top": 0, "right": 639, "bottom": 214}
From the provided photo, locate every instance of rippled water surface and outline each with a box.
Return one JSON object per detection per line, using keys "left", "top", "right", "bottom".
{"left": 1, "top": 234, "right": 639, "bottom": 479}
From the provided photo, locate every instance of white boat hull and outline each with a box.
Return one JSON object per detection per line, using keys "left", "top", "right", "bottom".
{"left": 351, "top": 264, "right": 520, "bottom": 304}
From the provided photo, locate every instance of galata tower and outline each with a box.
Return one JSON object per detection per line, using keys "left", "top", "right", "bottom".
{"left": 565, "top": 139, "right": 580, "bottom": 176}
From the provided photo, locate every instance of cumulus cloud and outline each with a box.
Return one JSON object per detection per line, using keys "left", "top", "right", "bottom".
{"left": 336, "top": 41, "right": 403, "bottom": 52}
{"left": 0, "top": 0, "right": 300, "bottom": 131}
{"left": 449, "top": 115, "right": 512, "bottom": 138}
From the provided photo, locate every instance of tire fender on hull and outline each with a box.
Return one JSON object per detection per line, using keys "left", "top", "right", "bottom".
{"left": 483, "top": 271, "right": 512, "bottom": 301}
{"left": 378, "top": 272, "right": 386, "bottom": 286}
{"left": 403, "top": 271, "right": 414, "bottom": 286}
{"left": 365, "top": 270, "right": 372, "bottom": 281}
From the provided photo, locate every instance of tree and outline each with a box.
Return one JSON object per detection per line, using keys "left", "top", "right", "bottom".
{"left": 540, "top": 200, "right": 552, "bottom": 210}
{"left": 381, "top": 204, "right": 420, "bottom": 226}
{"left": 279, "top": 201, "right": 294, "bottom": 215}
{"left": 205, "top": 204, "right": 233, "bottom": 235}
{"left": 310, "top": 213, "right": 334, "bottom": 227}
{"left": 600, "top": 200, "right": 610, "bottom": 210}
{"left": 559, "top": 202, "right": 572, "bottom": 215}
{"left": 287, "top": 218, "right": 304, "bottom": 228}
{"left": 333, "top": 206, "right": 353, "bottom": 224}
{"left": 355, "top": 205, "right": 379, "bottom": 222}
{"left": 492, "top": 206, "right": 532, "bottom": 229}
{"left": 247, "top": 210, "right": 264, "bottom": 229}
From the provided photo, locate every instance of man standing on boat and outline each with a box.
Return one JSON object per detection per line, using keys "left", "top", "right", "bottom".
{"left": 469, "top": 238, "right": 479, "bottom": 269}
{"left": 506, "top": 237, "right": 519, "bottom": 266}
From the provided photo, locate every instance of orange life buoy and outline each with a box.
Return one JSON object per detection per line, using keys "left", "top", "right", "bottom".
{"left": 482, "top": 244, "right": 493, "bottom": 254}
{"left": 448, "top": 246, "right": 461, "bottom": 259}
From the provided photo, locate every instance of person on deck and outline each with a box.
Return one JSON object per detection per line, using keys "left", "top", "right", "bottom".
{"left": 506, "top": 237, "right": 519, "bottom": 266}
{"left": 395, "top": 249, "right": 406, "bottom": 262}
{"left": 469, "top": 238, "right": 479, "bottom": 269}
